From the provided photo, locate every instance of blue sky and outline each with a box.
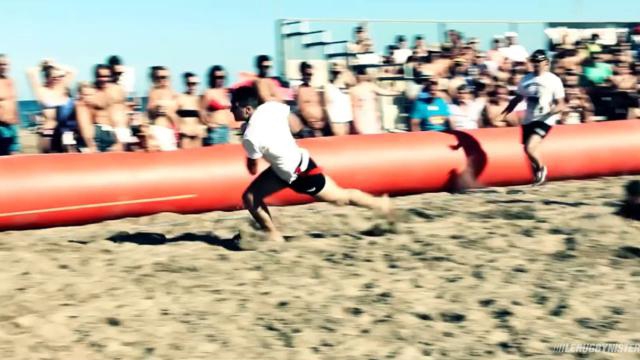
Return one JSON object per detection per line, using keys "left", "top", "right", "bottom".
{"left": 2, "top": 0, "right": 638, "bottom": 99}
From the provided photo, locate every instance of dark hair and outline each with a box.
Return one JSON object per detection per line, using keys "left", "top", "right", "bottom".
{"left": 299, "top": 61, "right": 312, "bottom": 75}
{"left": 207, "top": 65, "right": 225, "bottom": 88}
{"left": 94, "top": 64, "right": 111, "bottom": 78}
{"left": 42, "top": 64, "right": 54, "bottom": 79}
{"left": 415, "top": 35, "right": 424, "bottom": 41}
{"left": 354, "top": 65, "right": 368, "bottom": 76}
{"left": 256, "top": 55, "right": 271, "bottom": 68}
{"left": 396, "top": 35, "right": 406, "bottom": 43}
{"left": 149, "top": 66, "right": 167, "bottom": 80}
{"left": 183, "top": 72, "right": 196, "bottom": 82}
{"left": 231, "top": 86, "right": 260, "bottom": 109}
{"left": 107, "top": 55, "right": 122, "bottom": 67}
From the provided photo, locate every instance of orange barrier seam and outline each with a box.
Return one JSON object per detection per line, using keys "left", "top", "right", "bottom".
{"left": 0, "top": 194, "right": 198, "bottom": 218}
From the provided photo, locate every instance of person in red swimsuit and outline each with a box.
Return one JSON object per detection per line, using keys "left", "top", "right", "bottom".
{"left": 200, "top": 65, "right": 236, "bottom": 145}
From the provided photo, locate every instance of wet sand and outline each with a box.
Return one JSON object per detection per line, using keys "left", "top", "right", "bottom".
{"left": 0, "top": 176, "right": 639, "bottom": 360}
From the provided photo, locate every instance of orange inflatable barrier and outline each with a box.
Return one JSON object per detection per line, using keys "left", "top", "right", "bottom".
{"left": 1, "top": 120, "right": 639, "bottom": 231}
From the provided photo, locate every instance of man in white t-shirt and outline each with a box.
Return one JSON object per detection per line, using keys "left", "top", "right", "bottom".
{"left": 501, "top": 49, "right": 566, "bottom": 186}
{"left": 232, "top": 86, "right": 393, "bottom": 243}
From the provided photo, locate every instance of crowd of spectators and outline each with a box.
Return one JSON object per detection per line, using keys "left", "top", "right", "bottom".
{"left": 0, "top": 23, "right": 639, "bottom": 156}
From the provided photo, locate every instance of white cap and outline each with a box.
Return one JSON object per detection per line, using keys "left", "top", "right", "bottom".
{"left": 505, "top": 31, "right": 518, "bottom": 37}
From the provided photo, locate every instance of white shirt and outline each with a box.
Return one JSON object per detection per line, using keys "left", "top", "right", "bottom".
{"left": 117, "top": 66, "right": 135, "bottom": 95}
{"left": 500, "top": 45, "right": 529, "bottom": 63}
{"left": 517, "top": 72, "right": 565, "bottom": 125}
{"left": 393, "top": 48, "right": 413, "bottom": 64}
{"left": 449, "top": 99, "right": 485, "bottom": 130}
{"left": 324, "top": 83, "right": 353, "bottom": 124}
{"left": 242, "top": 101, "right": 308, "bottom": 183}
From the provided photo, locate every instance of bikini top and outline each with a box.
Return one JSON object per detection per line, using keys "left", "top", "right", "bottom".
{"left": 207, "top": 98, "right": 231, "bottom": 111}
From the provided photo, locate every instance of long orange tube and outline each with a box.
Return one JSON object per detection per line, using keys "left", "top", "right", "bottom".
{"left": 1, "top": 120, "right": 639, "bottom": 231}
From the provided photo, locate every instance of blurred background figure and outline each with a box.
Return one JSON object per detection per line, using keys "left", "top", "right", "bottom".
{"left": 202, "top": 65, "right": 235, "bottom": 145}
{"left": 254, "top": 55, "right": 281, "bottom": 103}
{"left": 296, "top": 61, "right": 331, "bottom": 137}
{"left": 107, "top": 55, "right": 135, "bottom": 99}
{"left": 0, "top": 54, "right": 19, "bottom": 155}
{"left": 324, "top": 62, "right": 354, "bottom": 136}
{"left": 26, "top": 59, "right": 76, "bottom": 153}
{"left": 448, "top": 83, "right": 484, "bottom": 130}
{"left": 350, "top": 66, "right": 399, "bottom": 134}
{"left": 392, "top": 35, "right": 413, "bottom": 64}
{"left": 146, "top": 66, "right": 178, "bottom": 151}
{"left": 501, "top": 32, "right": 529, "bottom": 63}
{"left": 410, "top": 73, "right": 451, "bottom": 132}
{"left": 176, "top": 72, "right": 204, "bottom": 149}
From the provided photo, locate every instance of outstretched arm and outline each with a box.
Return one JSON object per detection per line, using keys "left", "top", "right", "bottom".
{"left": 501, "top": 94, "right": 523, "bottom": 118}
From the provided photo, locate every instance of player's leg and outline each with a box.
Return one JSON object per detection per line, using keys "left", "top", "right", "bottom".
{"left": 242, "top": 168, "right": 289, "bottom": 241}
{"left": 314, "top": 175, "right": 392, "bottom": 216}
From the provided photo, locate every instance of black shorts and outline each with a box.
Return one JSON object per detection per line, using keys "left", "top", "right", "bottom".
{"left": 287, "top": 158, "right": 326, "bottom": 196}
{"left": 521, "top": 121, "right": 552, "bottom": 144}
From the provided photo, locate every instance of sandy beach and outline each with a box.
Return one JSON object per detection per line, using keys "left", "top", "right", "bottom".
{"left": 0, "top": 175, "right": 639, "bottom": 360}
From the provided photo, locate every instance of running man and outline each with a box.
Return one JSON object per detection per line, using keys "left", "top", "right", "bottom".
{"left": 501, "top": 49, "right": 566, "bottom": 186}
{"left": 232, "top": 86, "right": 393, "bottom": 243}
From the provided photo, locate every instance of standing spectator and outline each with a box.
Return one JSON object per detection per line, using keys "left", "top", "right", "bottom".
{"left": 26, "top": 59, "right": 76, "bottom": 153}
{"left": 176, "top": 72, "right": 204, "bottom": 149}
{"left": 146, "top": 66, "right": 179, "bottom": 151}
{"left": 563, "top": 85, "right": 595, "bottom": 124}
{"left": 355, "top": 39, "right": 382, "bottom": 65}
{"left": 501, "top": 32, "right": 529, "bottom": 63}
{"left": 449, "top": 84, "right": 484, "bottom": 130}
{"left": 392, "top": 35, "right": 413, "bottom": 64}
{"left": 254, "top": 55, "right": 281, "bottom": 103}
{"left": 410, "top": 74, "right": 451, "bottom": 132}
{"left": 348, "top": 24, "right": 372, "bottom": 53}
{"left": 202, "top": 65, "right": 236, "bottom": 145}
{"left": 483, "top": 83, "right": 521, "bottom": 127}
{"left": 296, "top": 62, "right": 330, "bottom": 137}
{"left": 413, "top": 35, "right": 428, "bottom": 57}
{"left": 583, "top": 51, "right": 613, "bottom": 86}
{"left": 446, "top": 30, "right": 463, "bottom": 50}
{"left": 107, "top": 55, "right": 135, "bottom": 98}
{"left": 611, "top": 61, "right": 638, "bottom": 92}
{"left": 74, "top": 81, "right": 99, "bottom": 152}
{"left": 324, "top": 62, "right": 354, "bottom": 136}
{"left": 586, "top": 33, "right": 603, "bottom": 54}
{"left": 350, "top": 66, "right": 398, "bottom": 134}
{"left": 0, "top": 54, "right": 19, "bottom": 155}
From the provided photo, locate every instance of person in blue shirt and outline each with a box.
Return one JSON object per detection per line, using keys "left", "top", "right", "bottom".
{"left": 410, "top": 73, "right": 451, "bottom": 132}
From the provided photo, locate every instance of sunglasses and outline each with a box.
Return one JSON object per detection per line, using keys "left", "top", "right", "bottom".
{"left": 214, "top": 75, "right": 226, "bottom": 80}
{"left": 155, "top": 75, "right": 169, "bottom": 80}
{"left": 187, "top": 82, "right": 199, "bottom": 86}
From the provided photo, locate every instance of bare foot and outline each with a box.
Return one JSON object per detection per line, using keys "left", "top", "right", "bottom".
{"left": 265, "top": 230, "right": 286, "bottom": 243}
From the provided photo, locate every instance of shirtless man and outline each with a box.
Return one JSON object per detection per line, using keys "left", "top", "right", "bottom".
{"left": 350, "top": 66, "right": 399, "bottom": 134}
{"left": 105, "top": 65, "right": 131, "bottom": 144}
{"left": 0, "top": 55, "right": 19, "bottom": 155}
{"left": 296, "top": 62, "right": 328, "bottom": 137}
{"left": 76, "top": 65, "right": 124, "bottom": 152}
{"left": 232, "top": 86, "right": 393, "bottom": 243}
{"left": 254, "top": 55, "right": 281, "bottom": 103}
{"left": 147, "top": 66, "right": 179, "bottom": 151}
{"left": 483, "top": 83, "right": 521, "bottom": 127}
